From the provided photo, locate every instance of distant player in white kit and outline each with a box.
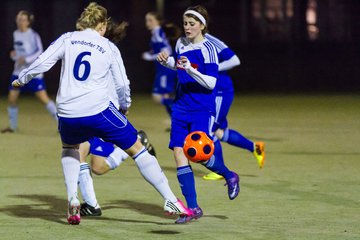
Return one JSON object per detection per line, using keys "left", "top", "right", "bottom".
{"left": 12, "top": 2, "right": 191, "bottom": 225}
{"left": 1, "top": 10, "right": 57, "bottom": 133}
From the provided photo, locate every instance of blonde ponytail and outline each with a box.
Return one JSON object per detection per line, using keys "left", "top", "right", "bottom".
{"left": 76, "top": 2, "right": 108, "bottom": 31}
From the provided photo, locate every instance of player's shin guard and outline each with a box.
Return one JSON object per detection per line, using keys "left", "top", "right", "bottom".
{"left": 222, "top": 128, "right": 254, "bottom": 152}
{"left": 133, "top": 147, "right": 177, "bottom": 202}
{"left": 8, "top": 106, "right": 18, "bottom": 131}
{"left": 202, "top": 139, "right": 233, "bottom": 180}
{"left": 177, "top": 165, "right": 198, "bottom": 208}
{"left": 78, "top": 163, "right": 98, "bottom": 207}
{"left": 62, "top": 147, "right": 80, "bottom": 201}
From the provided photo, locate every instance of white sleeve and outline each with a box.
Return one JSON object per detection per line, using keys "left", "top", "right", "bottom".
{"left": 160, "top": 56, "right": 177, "bottom": 70}
{"left": 10, "top": 32, "right": 19, "bottom": 61}
{"left": 110, "top": 45, "right": 131, "bottom": 110}
{"left": 186, "top": 67, "right": 217, "bottom": 90}
{"left": 25, "top": 33, "right": 43, "bottom": 64}
{"left": 17, "top": 33, "right": 67, "bottom": 85}
{"left": 218, "top": 55, "right": 240, "bottom": 71}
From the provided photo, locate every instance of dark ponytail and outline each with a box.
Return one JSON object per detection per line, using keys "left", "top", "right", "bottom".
{"left": 105, "top": 20, "right": 129, "bottom": 44}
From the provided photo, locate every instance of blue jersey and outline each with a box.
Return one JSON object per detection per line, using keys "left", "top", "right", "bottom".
{"left": 205, "top": 34, "right": 236, "bottom": 93}
{"left": 173, "top": 37, "right": 219, "bottom": 114}
{"left": 150, "top": 26, "right": 173, "bottom": 73}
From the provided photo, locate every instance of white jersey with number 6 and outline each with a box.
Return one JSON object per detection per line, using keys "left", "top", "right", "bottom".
{"left": 17, "top": 28, "right": 131, "bottom": 118}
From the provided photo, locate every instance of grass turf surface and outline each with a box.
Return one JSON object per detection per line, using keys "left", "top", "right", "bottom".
{"left": 0, "top": 94, "right": 359, "bottom": 240}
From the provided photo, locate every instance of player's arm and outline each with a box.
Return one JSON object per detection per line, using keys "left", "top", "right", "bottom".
{"left": 179, "top": 56, "right": 217, "bottom": 90}
{"left": 218, "top": 48, "right": 240, "bottom": 71}
{"left": 156, "top": 51, "right": 176, "bottom": 70}
{"left": 179, "top": 43, "right": 219, "bottom": 90}
{"left": 24, "top": 33, "right": 44, "bottom": 64}
{"left": 110, "top": 44, "right": 131, "bottom": 113}
{"left": 13, "top": 33, "right": 67, "bottom": 87}
{"left": 156, "top": 37, "right": 180, "bottom": 70}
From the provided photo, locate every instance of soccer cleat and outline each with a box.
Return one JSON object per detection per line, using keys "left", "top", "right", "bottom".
{"left": 80, "top": 202, "right": 102, "bottom": 216}
{"left": 175, "top": 207, "right": 203, "bottom": 224}
{"left": 253, "top": 142, "right": 265, "bottom": 169}
{"left": 1, "top": 127, "right": 15, "bottom": 133}
{"left": 203, "top": 172, "right": 224, "bottom": 180}
{"left": 138, "top": 130, "right": 156, "bottom": 157}
{"left": 67, "top": 197, "right": 81, "bottom": 225}
{"left": 224, "top": 172, "right": 240, "bottom": 200}
{"left": 164, "top": 198, "right": 192, "bottom": 216}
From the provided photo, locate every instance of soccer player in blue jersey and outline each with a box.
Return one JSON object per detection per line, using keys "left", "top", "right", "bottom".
{"left": 157, "top": 5, "right": 240, "bottom": 224}
{"left": 78, "top": 131, "right": 156, "bottom": 216}
{"left": 142, "top": 12, "right": 178, "bottom": 120}
{"left": 12, "top": 2, "right": 191, "bottom": 225}
{"left": 202, "top": 34, "right": 266, "bottom": 180}
{"left": 1, "top": 10, "right": 57, "bottom": 133}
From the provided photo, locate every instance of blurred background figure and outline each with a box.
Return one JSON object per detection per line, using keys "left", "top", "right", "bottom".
{"left": 1, "top": 10, "right": 57, "bottom": 133}
{"left": 142, "top": 11, "right": 181, "bottom": 130}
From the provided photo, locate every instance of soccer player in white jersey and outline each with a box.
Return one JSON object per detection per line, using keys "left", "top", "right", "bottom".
{"left": 157, "top": 5, "right": 240, "bottom": 224}
{"left": 1, "top": 10, "right": 57, "bottom": 133}
{"left": 12, "top": 2, "right": 191, "bottom": 225}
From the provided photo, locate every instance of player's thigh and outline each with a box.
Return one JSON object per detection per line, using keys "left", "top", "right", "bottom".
{"left": 190, "top": 112, "right": 215, "bottom": 138}
{"left": 169, "top": 112, "right": 190, "bottom": 149}
{"left": 58, "top": 117, "right": 92, "bottom": 145}
{"left": 95, "top": 103, "right": 138, "bottom": 151}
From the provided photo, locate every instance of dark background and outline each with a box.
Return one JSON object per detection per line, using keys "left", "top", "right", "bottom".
{"left": 1, "top": 0, "right": 359, "bottom": 95}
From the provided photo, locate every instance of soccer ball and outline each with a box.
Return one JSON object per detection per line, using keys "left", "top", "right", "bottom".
{"left": 183, "top": 131, "right": 214, "bottom": 163}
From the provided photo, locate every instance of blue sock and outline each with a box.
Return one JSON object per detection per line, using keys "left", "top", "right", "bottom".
{"left": 177, "top": 165, "right": 198, "bottom": 208}
{"left": 8, "top": 106, "right": 18, "bottom": 130}
{"left": 161, "top": 98, "right": 173, "bottom": 116}
{"left": 222, "top": 128, "right": 254, "bottom": 152}
{"left": 203, "top": 139, "right": 233, "bottom": 180}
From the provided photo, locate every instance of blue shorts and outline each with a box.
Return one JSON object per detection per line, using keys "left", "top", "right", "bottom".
{"left": 9, "top": 75, "right": 46, "bottom": 92}
{"left": 152, "top": 69, "right": 177, "bottom": 94}
{"left": 169, "top": 110, "right": 214, "bottom": 149}
{"left": 58, "top": 102, "right": 138, "bottom": 150}
{"left": 88, "top": 137, "right": 115, "bottom": 157}
{"left": 212, "top": 91, "right": 234, "bottom": 131}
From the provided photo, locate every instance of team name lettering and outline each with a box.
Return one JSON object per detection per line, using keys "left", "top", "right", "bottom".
{"left": 71, "top": 40, "right": 106, "bottom": 54}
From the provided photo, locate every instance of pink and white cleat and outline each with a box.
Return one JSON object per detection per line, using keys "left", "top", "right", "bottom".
{"left": 67, "top": 197, "right": 81, "bottom": 225}
{"left": 164, "top": 198, "right": 193, "bottom": 216}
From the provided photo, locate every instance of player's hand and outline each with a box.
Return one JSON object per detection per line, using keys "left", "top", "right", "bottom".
{"left": 179, "top": 56, "right": 191, "bottom": 70}
{"left": 12, "top": 79, "right": 24, "bottom": 88}
{"left": 156, "top": 51, "right": 169, "bottom": 64}
{"left": 120, "top": 108, "right": 129, "bottom": 115}
{"left": 9, "top": 50, "right": 16, "bottom": 59}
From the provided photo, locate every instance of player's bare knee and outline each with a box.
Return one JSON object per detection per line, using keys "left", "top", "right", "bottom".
{"left": 91, "top": 167, "right": 103, "bottom": 175}
{"left": 215, "top": 128, "right": 224, "bottom": 140}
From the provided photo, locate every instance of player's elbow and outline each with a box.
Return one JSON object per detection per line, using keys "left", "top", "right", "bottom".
{"left": 233, "top": 55, "right": 240, "bottom": 66}
{"left": 207, "top": 77, "right": 216, "bottom": 90}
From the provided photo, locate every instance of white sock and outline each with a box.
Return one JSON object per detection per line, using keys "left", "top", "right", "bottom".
{"left": 62, "top": 156, "right": 80, "bottom": 201}
{"left": 8, "top": 106, "right": 18, "bottom": 130}
{"left": 133, "top": 148, "right": 177, "bottom": 202}
{"left": 78, "top": 163, "right": 98, "bottom": 207}
{"left": 105, "top": 147, "right": 128, "bottom": 170}
{"left": 46, "top": 100, "right": 58, "bottom": 122}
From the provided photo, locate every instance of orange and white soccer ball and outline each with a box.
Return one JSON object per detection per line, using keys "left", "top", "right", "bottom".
{"left": 183, "top": 131, "right": 214, "bottom": 163}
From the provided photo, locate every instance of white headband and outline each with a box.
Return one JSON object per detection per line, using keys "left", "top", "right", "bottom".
{"left": 184, "top": 10, "right": 206, "bottom": 26}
